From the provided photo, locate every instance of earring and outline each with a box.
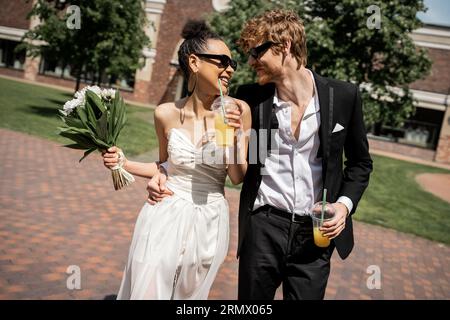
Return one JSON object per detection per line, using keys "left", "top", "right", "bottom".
{"left": 187, "top": 72, "right": 198, "bottom": 96}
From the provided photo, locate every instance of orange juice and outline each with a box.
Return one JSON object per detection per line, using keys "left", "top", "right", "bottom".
{"left": 214, "top": 113, "right": 234, "bottom": 147}
{"left": 313, "top": 227, "right": 330, "bottom": 247}
{"left": 311, "top": 201, "right": 335, "bottom": 248}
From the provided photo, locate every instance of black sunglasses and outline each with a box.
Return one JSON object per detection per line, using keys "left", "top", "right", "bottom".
{"left": 194, "top": 53, "right": 238, "bottom": 71}
{"left": 249, "top": 41, "right": 279, "bottom": 60}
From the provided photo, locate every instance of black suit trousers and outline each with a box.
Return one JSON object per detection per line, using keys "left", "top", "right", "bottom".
{"left": 238, "top": 206, "right": 334, "bottom": 300}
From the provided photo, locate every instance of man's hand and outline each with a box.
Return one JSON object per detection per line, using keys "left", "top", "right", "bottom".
{"left": 320, "top": 202, "right": 348, "bottom": 239}
{"left": 146, "top": 170, "right": 173, "bottom": 205}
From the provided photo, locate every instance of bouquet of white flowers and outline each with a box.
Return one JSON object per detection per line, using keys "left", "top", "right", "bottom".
{"left": 57, "top": 85, "right": 135, "bottom": 190}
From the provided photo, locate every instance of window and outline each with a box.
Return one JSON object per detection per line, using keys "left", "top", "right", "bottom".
{"left": 38, "top": 51, "right": 72, "bottom": 78}
{"left": 38, "top": 51, "right": 135, "bottom": 91}
{"left": 0, "top": 39, "right": 26, "bottom": 70}
{"left": 373, "top": 108, "right": 444, "bottom": 150}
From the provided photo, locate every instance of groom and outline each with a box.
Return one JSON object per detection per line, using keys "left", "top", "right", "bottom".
{"left": 147, "top": 9, "right": 372, "bottom": 300}
{"left": 232, "top": 9, "right": 372, "bottom": 300}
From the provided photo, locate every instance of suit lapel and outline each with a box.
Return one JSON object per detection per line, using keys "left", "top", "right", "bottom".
{"left": 313, "top": 71, "right": 334, "bottom": 186}
{"left": 262, "top": 96, "right": 274, "bottom": 130}
{"left": 256, "top": 91, "right": 275, "bottom": 171}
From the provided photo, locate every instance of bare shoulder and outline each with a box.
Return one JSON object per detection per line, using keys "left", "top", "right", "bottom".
{"left": 153, "top": 103, "right": 177, "bottom": 139}
{"left": 154, "top": 102, "right": 177, "bottom": 122}
{"left": 154, "top": 98, "right": 187, "bottom": 122}
{"left": 154, "top": 99, "right": 188, "bottom": 137}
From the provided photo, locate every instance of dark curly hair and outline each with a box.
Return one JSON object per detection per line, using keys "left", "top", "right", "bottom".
{"left": 178, "top": 20, "right": 222, "bottom": 80}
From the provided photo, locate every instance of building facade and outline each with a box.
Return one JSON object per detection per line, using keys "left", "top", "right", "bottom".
{"left": 0, "top": 0, "right": 449, "bottom": 163}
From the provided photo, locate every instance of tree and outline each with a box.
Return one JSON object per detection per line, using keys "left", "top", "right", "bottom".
{"left": 19, "top": 0, "right": 150, "bottom": 92}
{"left": 209, "top": 0, "right": 432, "bottom": 130}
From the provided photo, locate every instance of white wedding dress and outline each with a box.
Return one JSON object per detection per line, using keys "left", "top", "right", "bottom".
{"left": 117, "top": 128, "right": 229, "bottom": 300}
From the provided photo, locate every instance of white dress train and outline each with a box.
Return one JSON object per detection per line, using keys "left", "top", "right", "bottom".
{"left": 117, "top": 128, "right": 229, "bottom": 300}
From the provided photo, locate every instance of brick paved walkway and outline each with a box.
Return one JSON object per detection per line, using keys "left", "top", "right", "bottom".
{"left": 0, "top": 129, "right": 449, "bottom": 300}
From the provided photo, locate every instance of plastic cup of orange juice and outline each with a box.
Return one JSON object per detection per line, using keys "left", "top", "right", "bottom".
{"left": 311, "top": 202, "right": 335, "bottom": 247}
{"left": 211, "top": 96, "right": 238, "bottom": 147}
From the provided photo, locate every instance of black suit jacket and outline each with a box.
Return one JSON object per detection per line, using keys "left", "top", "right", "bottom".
{"left": 235, "top": 71, "right": 373, "bottom": 260}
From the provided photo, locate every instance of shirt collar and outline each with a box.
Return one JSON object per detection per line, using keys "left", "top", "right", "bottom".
{"left": 273, "top": 90, "right": 285, "bottom": 108}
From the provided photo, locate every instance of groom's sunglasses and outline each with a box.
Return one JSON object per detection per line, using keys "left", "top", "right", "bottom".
{"left": 249, "top": 41, "right": 279, "bottom": 60}
{"left": 194, "top": 53, "right": 238, "bottom": 71}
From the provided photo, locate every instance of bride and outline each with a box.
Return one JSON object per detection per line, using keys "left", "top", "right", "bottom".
{"left": 102, "top": 20, "right": 251, "bottom": 300}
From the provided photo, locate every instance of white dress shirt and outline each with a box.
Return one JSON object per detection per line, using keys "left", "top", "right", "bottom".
{"left": 253, "top": 69, "right": 353, "bottom": 216}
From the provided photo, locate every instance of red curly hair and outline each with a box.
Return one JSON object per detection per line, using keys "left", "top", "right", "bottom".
{"left": 237, "top": 9, "right": 307, "bottom": 68}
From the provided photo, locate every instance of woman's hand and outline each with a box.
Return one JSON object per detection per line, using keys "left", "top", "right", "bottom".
{"left": 224, "top": 99, "right": 243, "bottom": 131}
{"left": 102, "top": 146, "right": 126, "bottom": 169}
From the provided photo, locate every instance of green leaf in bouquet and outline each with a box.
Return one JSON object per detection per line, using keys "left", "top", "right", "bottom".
{"left": 113, "top": 98, "right": 127, "bottom": 142}
{"left": 96, "top": 111, "right": 108, "bottom": 142}
{"left": 59, "top": 126, "right": 109, "bottom": 150}
{"left": 107, "top": 110, "right": 115, "bottom": 145}
{"left": 58, "top": 126, "right": 93, "bottom": 136}
{"left": 86, "top": 90, "right": 106, "bottom": 114}
{"left": 113, "top": 98, "right": 121, "bottom": 130}
{"left": 85, "top": 98, "right": 99, "bottom": 128}
{"left": 58, "top": 130, "right": 98, "bottom": 149}
{"left": 63, "top": 116, "right": 85, "bottom": 129}
{"left": 76, "top": 106, "right": 97, "bottom": 135}
{"left": 63, "top": 143, "right": 90, "bottom": 150}
{"left": 79, "top": 147, "right": 97, "bottom": 163}
{"left": 108, "top": 90, "right": 120, "bottom": 144}
{"left": 61, "top": 117, "right": 85, "bottom": 129}
{"left": 118, "top": 96, "right": 125, "bottom": 120}
{"left": 84, "top": 100, "right": 109, "bottom": 146}
{"left": 84, "top": 132, "right": 110, "bottom": 149}
{"left": 117, "top": 97, "right": 126, "bottom": 127}
{"left": 114, "top": 89, "right": 120, "bottom": 103}
{"left": 110, "top": 94, "right": 124, "bottom": 143}
{"left": 84, "top": 99, "right": 110, "bottom": 146}
{"left": 118, "top": 109, "right": 128, "bottom": 140}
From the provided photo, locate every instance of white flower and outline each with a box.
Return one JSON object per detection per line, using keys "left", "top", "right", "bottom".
{"left": 101, "top": 88, "right": 116, "bottom": 100}
{"left": 83, "top": 86, "right": 102, "bottom": 98}
{"left": 86, "top": 85, "right": 102, "bottom": 97}
{"left": 74, "top": 85, "right": 102, "bottom": 101}
{"left": 61, "top": 97, "right": 84, "bottom": 116}
{"left": 60, "top": 85, "right": 107, "bottom": 116}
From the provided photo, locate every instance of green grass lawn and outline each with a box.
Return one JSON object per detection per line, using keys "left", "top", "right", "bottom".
{"left": 356, "top": 154, "right": 450, "bottom": 244}
{"left": 0, "top": 77, "right": 157, "bottom": 156}
{"left": 1, "top": 76, "right": 449, "bottom": 244}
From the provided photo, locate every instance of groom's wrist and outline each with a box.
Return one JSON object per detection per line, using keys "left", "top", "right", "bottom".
{"left": 337, "top": 196, "right": 353, "bottom": 217}
{"left": 157, "top": 161, "right": 169, "bottom": 177}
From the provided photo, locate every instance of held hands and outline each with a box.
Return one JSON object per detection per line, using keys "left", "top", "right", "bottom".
{"left": 320, "top": 202, "right": 349, "bottom": 239}
{"left": 102, "top": 146, "right": 126, "bottom": 169}
{"left": 147, "top": 168, "right": 174, "bottom": 205}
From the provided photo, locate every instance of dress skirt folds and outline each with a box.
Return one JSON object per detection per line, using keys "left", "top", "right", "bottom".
{"left": 117, "top": 128, "right": 229, "bottom": 299}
